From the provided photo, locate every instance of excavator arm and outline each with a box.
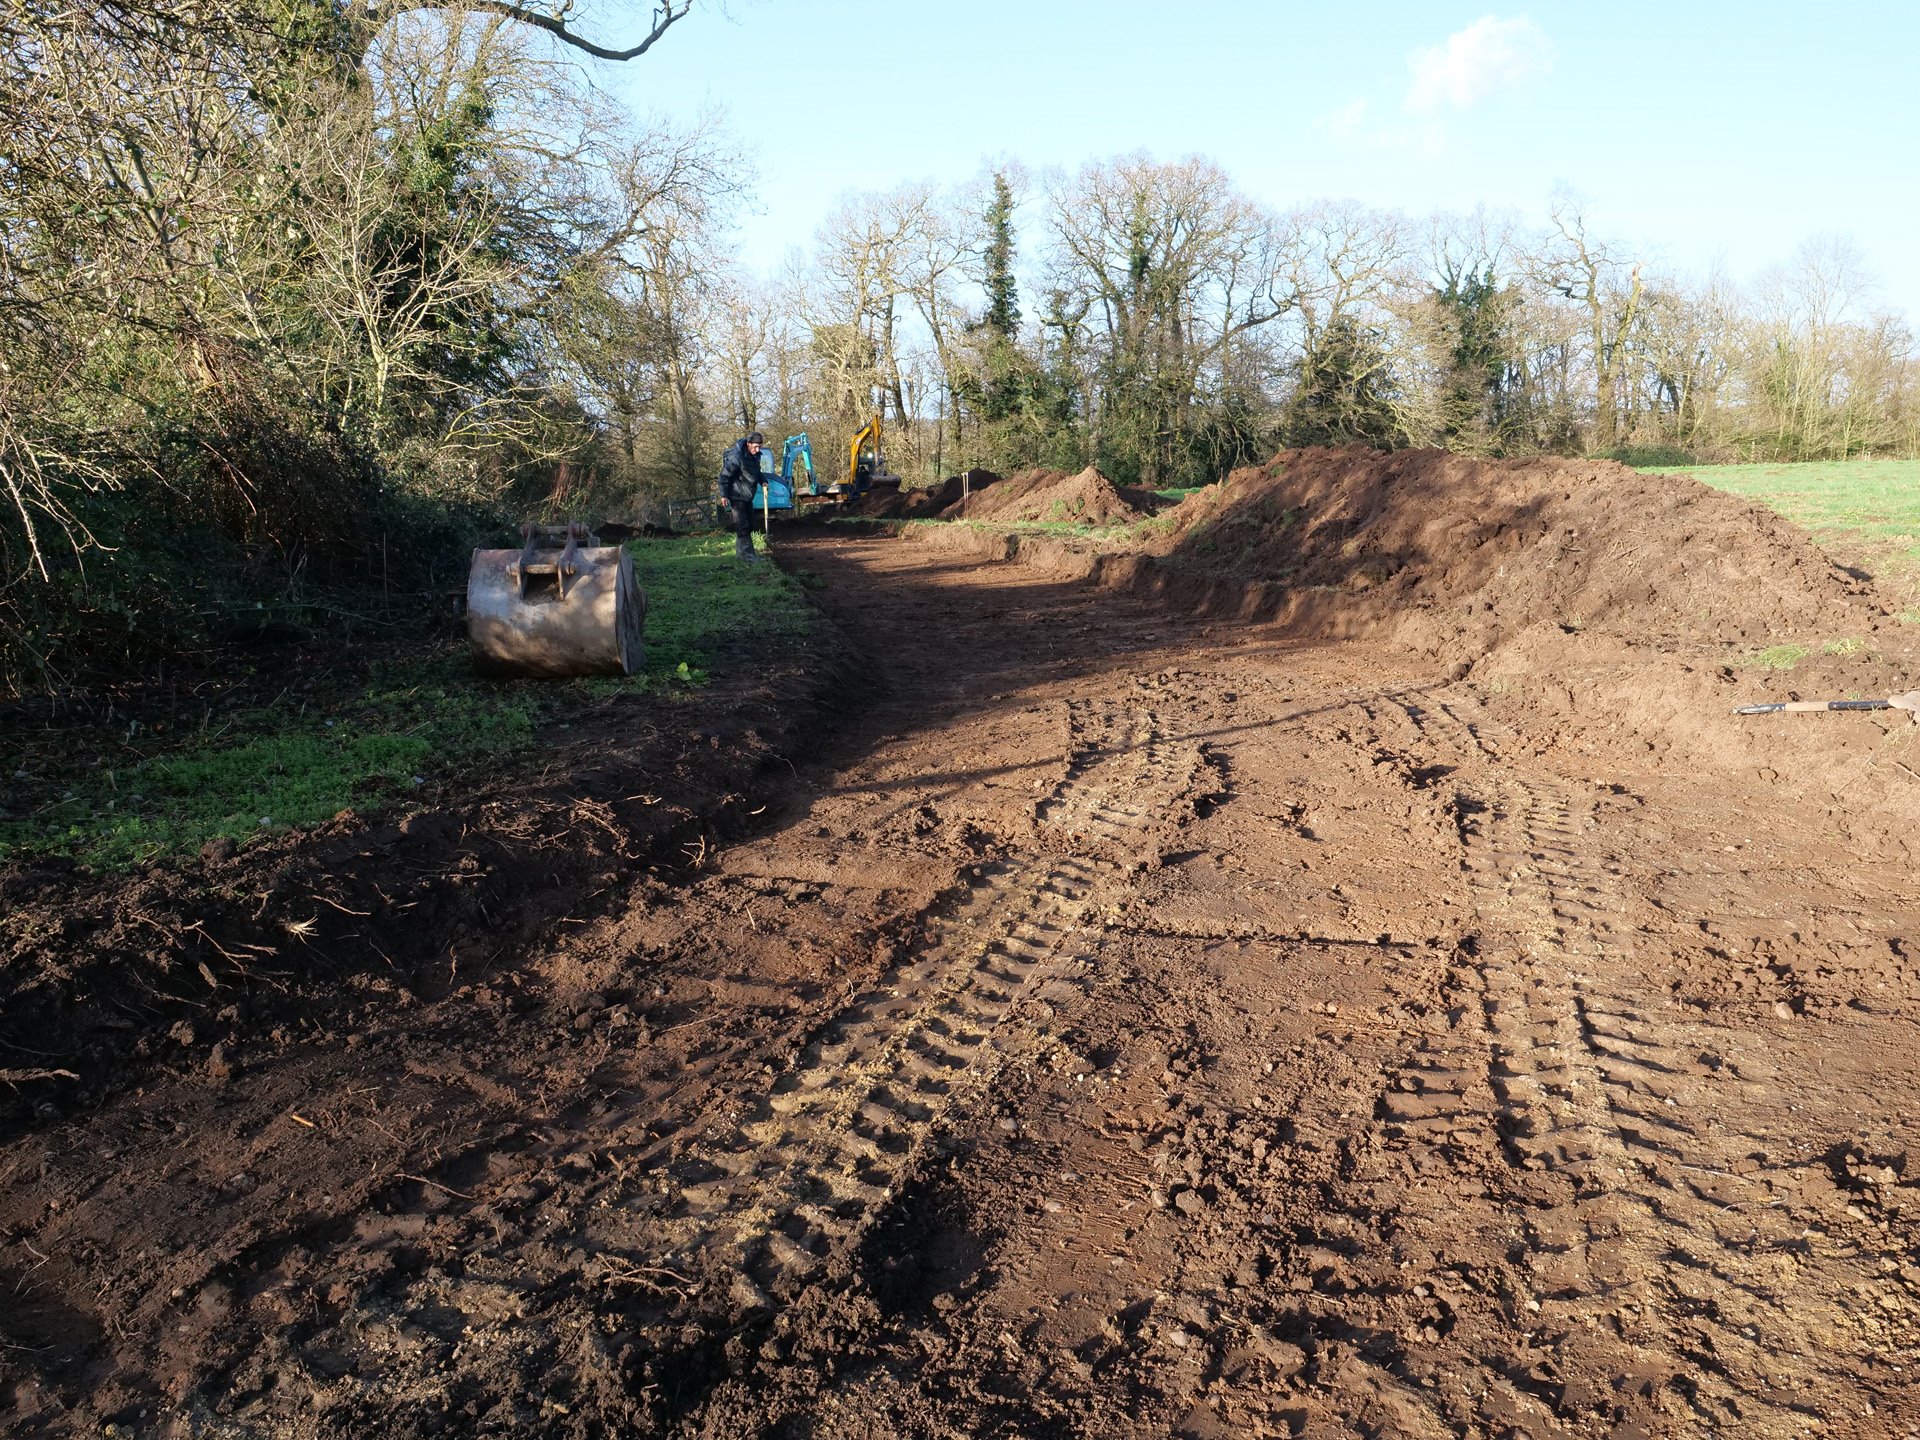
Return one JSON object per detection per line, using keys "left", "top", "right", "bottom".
{"left": 781, "top": 434, "right": 817, "bottom": 493}
{"left": 847, "top": 415, "right": 882, "bottom": 496}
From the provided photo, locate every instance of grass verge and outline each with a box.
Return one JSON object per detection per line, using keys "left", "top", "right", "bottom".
{"left": 0, "top": 535, "right": 808, "bottom": 869}
{"left": 626, "top": 532, "right": 810, "bottom": 685}
{"left": 905, "top": 515, "right": 1176, "bottom": 545}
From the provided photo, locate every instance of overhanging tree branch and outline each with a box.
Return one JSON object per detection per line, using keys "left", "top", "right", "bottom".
{"left": 365, "top": 1, "right": 692, "bottom": 62}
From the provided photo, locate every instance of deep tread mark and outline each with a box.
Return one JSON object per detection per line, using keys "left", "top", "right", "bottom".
{"left": 1365, "top": 690, "right": 1884, "bottom": 1433}
{"left": 631, "top": 695, "right": 1209, "bottom": 1297}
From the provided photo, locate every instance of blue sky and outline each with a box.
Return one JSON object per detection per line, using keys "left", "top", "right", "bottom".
{"left": 602, "top": 0, "right": 1920, "bottom": 319}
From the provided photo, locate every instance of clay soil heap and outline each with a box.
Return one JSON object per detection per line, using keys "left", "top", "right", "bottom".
{"left": 4, "top": 447, "right": 1918, "bottom": 1439}
{"left": 838, "top": 469, "right": 1005, "bottom": 519}
{"left": 942, "top": 464, "right": 1151, "bottom": 525}
{"left": 1161, "top": 445, "right": 1881, "bottom": 649}
{"left": 1129, "top": 447, "right": 1911, "bottom": 849}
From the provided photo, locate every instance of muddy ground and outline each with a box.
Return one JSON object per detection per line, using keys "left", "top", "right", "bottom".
{"left": 5, "top": 454, "right": 1920, "bottom": 1438}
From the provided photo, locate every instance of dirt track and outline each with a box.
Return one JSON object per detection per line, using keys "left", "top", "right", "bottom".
{"left": 6, "top": 482, "right": 1920, "bottom": 1437}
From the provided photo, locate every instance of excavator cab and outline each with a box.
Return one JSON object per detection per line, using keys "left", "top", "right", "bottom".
{"left": 732, "top": 434, "right": 818, "bottom": 512}
{"left": 775, "top": 434, "right": 816, "bottom": 503}
{"left": 758, "top": 445, "right": 793, "bottom": 511}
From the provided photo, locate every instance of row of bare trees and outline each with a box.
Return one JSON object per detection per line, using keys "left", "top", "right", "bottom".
{"left": 714, "top": 161, "right": 1917, "bottom": 491}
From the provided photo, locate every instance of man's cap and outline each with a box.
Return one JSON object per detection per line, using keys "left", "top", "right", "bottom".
{"left": 746, "top": 431, "right": 765, "bottom": 444}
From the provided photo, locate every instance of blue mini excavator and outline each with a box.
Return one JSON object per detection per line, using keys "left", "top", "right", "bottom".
{"left": 754, "top": 433, "right": 817, "bottom": 512}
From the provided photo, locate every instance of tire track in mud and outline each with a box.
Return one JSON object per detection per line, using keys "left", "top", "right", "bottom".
{"left": 1037, "top": 700, "right": 1196, "bottom": 857}
{"left": 1367, "top": 693, "right": 1868, "bottom": 1434}
{"left": 632, "top": 702, "right": 1205, "bottom": 1303}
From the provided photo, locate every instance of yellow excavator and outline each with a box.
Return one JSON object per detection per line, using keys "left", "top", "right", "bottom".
{"left": 842, "top": 414, "right": 902, "bottom": 497}
{"left": 793, "top": 414, "right": 904, "bottom": 504}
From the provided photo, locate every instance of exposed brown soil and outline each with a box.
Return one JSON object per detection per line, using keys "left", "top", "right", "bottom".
{"left": 0, "top": 636, "right": 851, "bottom": 1149}
{"left": 838, "top": 470, "right": 1004, "bottom": 519}
{"left": 1160, "top": 446, "right": 1888, "bottom": 649}
{"left": 1169, "top": 450, "right": 1920, "bottom": 854}
{"left": 943, "top": 465, "right": 1150, "bottom": 525}
{"left": 5, "top": 449, "right": 1920, "bottom": 1439}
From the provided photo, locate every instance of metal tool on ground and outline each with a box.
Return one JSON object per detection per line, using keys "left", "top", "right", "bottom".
{"left": 1734, "top": 691, "right": 1920, "bottom": 716}
{"left": 466, "top": 521, "right": 646, "bottom": 676}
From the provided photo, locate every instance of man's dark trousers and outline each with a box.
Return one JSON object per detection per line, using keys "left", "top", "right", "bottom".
{"left": 728, "top": 498, "right": 758, "bottom": 559}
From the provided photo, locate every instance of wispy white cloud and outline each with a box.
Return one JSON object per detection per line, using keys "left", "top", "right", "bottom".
{"left": 1317, "top": 17, "right": 1553, "bottom": 159}
{"left": 1317, "top": 97, "right": 1372, "bottom": 139}
{"left": 1315, "top": 94, "right": 1439, "bottom": 159}
{"left": 1404, "top": 15, "right": 1554, "bottom": 114}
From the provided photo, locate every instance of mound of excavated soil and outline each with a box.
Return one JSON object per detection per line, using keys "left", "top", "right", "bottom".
{"left": 1163, "top": 446, "right": 1886, "bottom": 648}
{"left": 944, "top": 465, "right": 1147, "bottom": 525}
{"left": 1137, "top": 447, "right": 1920, "bottom": 841}
{"left": 834, "top": 488, "right": 909, "bottom": 518}
{"left": 836, "top": 469, "right": 1001, "bottom": 519}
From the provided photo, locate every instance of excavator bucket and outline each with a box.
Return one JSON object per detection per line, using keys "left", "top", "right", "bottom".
{"left": 467, "top": 522, "right": 646, "bottom": 677}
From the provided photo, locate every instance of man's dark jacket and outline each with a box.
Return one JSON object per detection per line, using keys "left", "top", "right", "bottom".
{"left": 718, "top": 439, "right": 763, "bottom": 504}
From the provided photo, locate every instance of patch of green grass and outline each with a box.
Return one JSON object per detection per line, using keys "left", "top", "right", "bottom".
{"left": 1011, "top": 519, "right": 1117, "bottom": 537}
{"left": 624, "top": 533, "right": 809, "bottom": 684}
{"left": 1644, "top": 458, "right": 1920, "bottom": 599}
{"left": 911, "top": 516, "right": 1119, "bottom": 540}
{"left": 575, "top": 535, "right": 811, "bottom": 696}
{"left": 1747, "top": 643, "right": 1811, "bottom": 670}
{"left": 905, "top": 511, "right": 1180, "bottom": 544}
{"left": 0, "top": 535, "right": 810, "bottom": 869}
{"left": 1152, "top": 485, "right": 1210, "bottom": 502}
{"left": 1821, "top": 636, "right": 1865, "bottom": 656}
{"left": 1, "top": 666, "right": 540, "bottom": 869}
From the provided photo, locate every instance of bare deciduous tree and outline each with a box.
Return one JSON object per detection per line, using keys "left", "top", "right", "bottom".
{"left": 1274, "top": 201, "right": 1417, "bottom": 446}
{"left": 1536, "top": 196, "right": 1647, "bottom": 450}
{"left": 361, "top": 0, "right": 692, "bottom": 63}
{"left": 1044, "top": 154, "right": 1291, "bottom": 484}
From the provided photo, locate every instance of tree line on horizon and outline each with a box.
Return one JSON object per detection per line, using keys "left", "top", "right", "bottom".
{"left": 750, "top": 162, "right": 1916, "bottom": 492}
{"left": 2, "top": 1, "right": 1915, "bottom": 691}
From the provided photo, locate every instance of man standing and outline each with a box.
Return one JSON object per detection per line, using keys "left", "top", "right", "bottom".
{"left": 717, "top": 431, "right": 769, "bottom": 562}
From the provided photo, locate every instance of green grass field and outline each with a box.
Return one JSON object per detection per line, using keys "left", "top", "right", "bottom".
{"left": 0, "top": 535, "right": 807, "bottom": 869}
{"left": 626, "top": 532, "right": 811, "bottom": 685}
{"left": 1646, "top": 459, "right": 1920, "bottom": 604}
